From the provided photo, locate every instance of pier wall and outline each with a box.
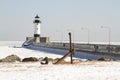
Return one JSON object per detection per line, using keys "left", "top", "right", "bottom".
{"left": 33, "top": 42, "right": 120, "bottom": 54}
{"left": 21, "top": 41, "right": 120, "bottom": 59}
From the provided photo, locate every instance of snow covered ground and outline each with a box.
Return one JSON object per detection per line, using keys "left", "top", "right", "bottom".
{"left": 0, "top": 61, "right": 120, "bottom": 80}
{"left": 0, "top": 41, "right": 120, "bottom": 80}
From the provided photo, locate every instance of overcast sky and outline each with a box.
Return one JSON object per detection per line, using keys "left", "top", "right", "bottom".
{"left": 0, "top": 0, "right": 120, "bottom": 42}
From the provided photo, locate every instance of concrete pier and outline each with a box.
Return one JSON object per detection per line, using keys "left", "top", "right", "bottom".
{"left": 28, "top": 42, "right": 120, "bottom": 60}
{"left": 32, "top": 42, "right": 120, "bottom": 54}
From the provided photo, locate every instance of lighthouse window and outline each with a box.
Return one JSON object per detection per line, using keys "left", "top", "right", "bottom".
{"left": 35, "top": 20, "right": 40, "bottom": 23}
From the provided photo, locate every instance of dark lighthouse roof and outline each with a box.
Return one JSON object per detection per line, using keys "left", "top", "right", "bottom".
{"left": 35, "top": 14, "right": 40, "bottom": 18}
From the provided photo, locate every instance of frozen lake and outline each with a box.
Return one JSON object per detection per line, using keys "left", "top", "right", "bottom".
{"left": 0, "top": 41, "right": 120, "bottom": 80}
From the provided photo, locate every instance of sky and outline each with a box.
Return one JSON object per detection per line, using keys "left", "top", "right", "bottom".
{"left": 0, "top": 0, "right": 120, "bottom": 42}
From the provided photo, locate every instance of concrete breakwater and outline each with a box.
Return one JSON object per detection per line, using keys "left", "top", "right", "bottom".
{"left": 24, "top": 42, "right": 120, "bottom": 59}
{"left": 32, "top": 42, "right": 120, "bottom": 54}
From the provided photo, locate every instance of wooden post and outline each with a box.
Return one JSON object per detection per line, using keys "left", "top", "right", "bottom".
{"left": 68, "top": 32, "right": 73, "bottom": 64}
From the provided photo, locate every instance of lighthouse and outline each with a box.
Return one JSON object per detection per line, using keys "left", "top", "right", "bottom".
{"left": 33, "top": 14, "right": 41, "bottom": 43}
{"left": 23, "top": 14, "right": 50, "bottom": 46}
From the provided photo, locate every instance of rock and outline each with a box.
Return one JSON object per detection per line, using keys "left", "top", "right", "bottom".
{"left": 97, "top": 57, "right": 111, "bottom": 61}
{"left": 1, "top": 54, "right": 21, "bottom": 62}
{"left": 41, "top": 57, "right": 49, "bottom": 64}
{"left": 47, "top": 58, "right": 53, "bottom": 62}
{"left": 40, "top": 57, "right": 54, "bottom": 64}
{"left": 22, "top": 57, "right": 39, "bottom": 62}
{"left": 0, "top": 59, "right": 2, "bottom": 62}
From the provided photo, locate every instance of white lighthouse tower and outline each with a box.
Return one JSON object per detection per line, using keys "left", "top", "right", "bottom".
{"left": 33, "top": 14, "right": 41, "bottom": 43}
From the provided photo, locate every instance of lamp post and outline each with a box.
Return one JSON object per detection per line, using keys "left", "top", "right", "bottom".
{"left": 81, "top": 27, "right": 90, "bottom": 44}
{"left": 101, "top": 26, "right": 111, "bottom": 45}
